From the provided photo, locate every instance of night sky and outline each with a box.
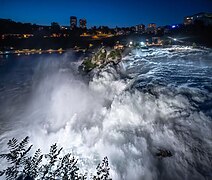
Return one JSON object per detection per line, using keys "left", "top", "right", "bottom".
{"left": 0, "top": 0, "right": 212, "bottom": 27}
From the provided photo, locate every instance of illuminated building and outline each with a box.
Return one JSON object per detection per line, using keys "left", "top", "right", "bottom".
{"left": 2, "top": 34, "right": 33, "bottom": 39}
{"left": 184, "top": 12, "right": 212, "bottom": 26}
{"left": 146, "top": 23, "right": 157, "bottom": 34}
{"left": 70, "top": 16, "right": 77, "bottom": 30}
{"left": 79, "top": 18, "right": 87, "bottom": 29}
{"left": 148, "top": 23, "right": 156, "bottom": 29}
{"left": 184, "top": 16, "right": 193, "bottom": 25}
{"left": 135, "top": 24, "right": 145, "bottom": 32}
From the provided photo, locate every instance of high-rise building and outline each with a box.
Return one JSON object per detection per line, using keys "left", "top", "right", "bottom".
{"left": 135, "top": 24, "right": 145, "bottom": 32}
{"left": 146, "top": 23, "right": 157, "bottom": 34}
{"left": 148, "top": 23, "right": 156, "bottom": 29}
{"left": 70, "top": 16, "right": 77, "bottom": 30}
{"left": 79, "top": 18, "right": 87, "bottom": 29}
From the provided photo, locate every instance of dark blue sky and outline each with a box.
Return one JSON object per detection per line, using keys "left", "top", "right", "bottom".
{"left": 0, "top": 0, "right": 212, "bottom": 27}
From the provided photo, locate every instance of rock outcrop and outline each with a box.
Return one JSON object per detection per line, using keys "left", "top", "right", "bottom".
{"left": 78, "top": 47, "right": 122, "bottom": 73}
{"left": 156, "top": 149, "right": 173, "bottom": 158}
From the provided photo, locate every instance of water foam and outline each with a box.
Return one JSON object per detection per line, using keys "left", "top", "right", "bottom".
{"left": 0, "top": 48, "right": 211, "bottom": 179}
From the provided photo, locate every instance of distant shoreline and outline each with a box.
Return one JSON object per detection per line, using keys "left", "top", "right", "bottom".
{"left": 0, "top": 48, "right": 87, "bottom": 56}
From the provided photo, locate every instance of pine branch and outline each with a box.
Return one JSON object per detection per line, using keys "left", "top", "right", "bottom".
{"left": 55, "top": 153, "right": 79, "bottom": 179}
{"left": 23, "top": 149, "right": 43, "bottom": 179}
{"left": 94, "top": 157, "right": 111, "bottom": 180}
{"left": 0, "top": 137, "right": 112, "bottom": 180}
{"left": 17, "top": 137, "right": 30, "bottom": 151}
{"left": 41, "top": 143, "right": 63, "bottom": 179}
{"left": 0, "top": 136, "right": 33, "bottom": 179}
{"left": 0, "top": 170, "right": 5, "bottom": 176}
{"left": 7, "top": 138, "right": 19, "bottom": 152}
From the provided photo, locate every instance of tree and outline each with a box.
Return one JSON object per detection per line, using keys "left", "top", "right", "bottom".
{"left": 93, "top": 157, "right": 111, "bottom": 180}
{"left": 51, "top": 22, "right": 61, "bottom": 33}
{"left": 0, "top": 137, "right": 111, "bottom": 180}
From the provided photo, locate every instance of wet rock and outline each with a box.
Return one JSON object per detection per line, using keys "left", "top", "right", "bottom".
{"left": 156, "top": 149, "right": 173, "bottom": 158}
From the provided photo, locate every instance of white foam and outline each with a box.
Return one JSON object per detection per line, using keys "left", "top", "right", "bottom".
{"left": 0, "top": 48, "right": 212, "bottom": 179}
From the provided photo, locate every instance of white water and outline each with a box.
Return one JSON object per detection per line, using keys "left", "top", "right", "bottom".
{"left": 0, "top": 47, "right": 212, "bottom": 180}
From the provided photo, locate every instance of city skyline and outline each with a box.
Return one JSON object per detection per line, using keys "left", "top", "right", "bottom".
{"left": 0, "top": 0, "right": 212, "bottom": 27}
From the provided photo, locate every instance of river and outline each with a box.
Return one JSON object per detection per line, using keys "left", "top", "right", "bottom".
{"left": 0, "top": 46, "right": 211, "bottom": 180}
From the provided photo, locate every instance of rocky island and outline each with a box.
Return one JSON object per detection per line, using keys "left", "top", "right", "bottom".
{"left": 78, "top": 47, "right": 122, "bottom": 73}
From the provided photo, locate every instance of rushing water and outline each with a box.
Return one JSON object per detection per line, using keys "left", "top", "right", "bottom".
{"left": 0, "top": 46, "right": 212, "bottom": 180}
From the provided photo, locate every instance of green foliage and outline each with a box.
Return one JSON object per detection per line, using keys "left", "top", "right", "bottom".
{"left": 107, "top": 51, "right": 116, "bottom": 60}
{"left": 97, "top": 48, "right": 107, "bottom": 61}
{"left": 0, "top": 137, "right": 111, "bottom": 180}
{"left": 79, "top": 47, "right": 123, "bottom": 73}
{"left": 82, "top": 58, "right": 97, "bottom": 71}
{"left": 107, "top": 50, "right": 121, "bottom": 60}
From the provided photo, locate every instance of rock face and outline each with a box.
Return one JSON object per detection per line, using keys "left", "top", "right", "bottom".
{"left": 156, "top": 149, "right": 173, "bottom": 158}
{"left": 78, "top": 47, "right": 122, "bottom": 73}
